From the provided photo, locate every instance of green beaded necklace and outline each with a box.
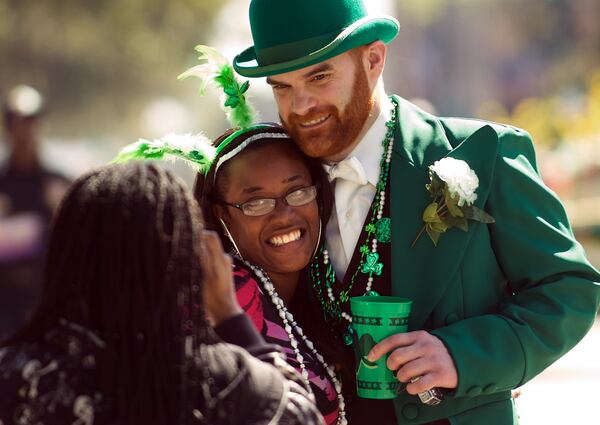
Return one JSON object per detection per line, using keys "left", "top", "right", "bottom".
{"left": 310, "top": 98, "right": 397, "bottom": 344}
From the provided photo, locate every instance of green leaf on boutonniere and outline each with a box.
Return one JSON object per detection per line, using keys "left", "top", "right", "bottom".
{"left": 422, "top": 202, "right": 441, "bottom": 223}
{"left": 444, "top": 189, "right": 464, "bottom": 217}
{"left": 424, "top": 219, "right": 448, "bottom": 246}
{"left": 426, "top": 173, "right": 444, "bottom": 196}
{"left": 425, "top": 225, "right": 441, "bottom": 246}
{"left": 463, "top": 205, "right": 496, "bottom": 223}
{"left": 446, "top": 215, "right": 469, "bottom": 232}
{"left": 429, "top": 220, "right": 448, "bottom": 233}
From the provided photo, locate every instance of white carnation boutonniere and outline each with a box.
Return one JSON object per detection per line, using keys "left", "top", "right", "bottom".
{"left": 412, "top": 157, "right": 495, "bottom": 247}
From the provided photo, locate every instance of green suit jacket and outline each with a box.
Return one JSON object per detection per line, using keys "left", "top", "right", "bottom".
{"left": 388, "top": 96, "right": 600, "bottom": 425}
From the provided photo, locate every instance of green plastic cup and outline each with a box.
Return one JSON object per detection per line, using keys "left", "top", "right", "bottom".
{"left": 350, "top": 296, "right": 412, "bottom": 399}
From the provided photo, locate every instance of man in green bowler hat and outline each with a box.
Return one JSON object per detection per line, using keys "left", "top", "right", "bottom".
{"left": 234, "top": 1, "right": 600, "bottom": 424}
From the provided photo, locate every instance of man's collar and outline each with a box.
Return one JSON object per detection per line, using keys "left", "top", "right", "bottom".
{"left": 344, "top": 96, "right": 393, "bottom": 186}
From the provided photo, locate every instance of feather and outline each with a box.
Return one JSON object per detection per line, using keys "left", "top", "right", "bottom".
{"left": 177, "top": 64, "right": 219, "bottom": 95}
{"left": 194, "top": 45, "right": 229, "bottom": 67}
{"left": 113, "top": 133, "right": 217, "bottom": 173}
{"left": 178, "top": 45, "right": 256, "bottom": 129}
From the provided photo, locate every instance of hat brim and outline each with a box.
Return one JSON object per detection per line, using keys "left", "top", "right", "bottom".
{"left": 233, "top": 15, "right": 400, "bottom": 78}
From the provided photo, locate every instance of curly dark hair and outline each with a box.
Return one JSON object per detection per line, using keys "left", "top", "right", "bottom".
{"left": 4, "top": 162, "right": 217, "bottom": 424}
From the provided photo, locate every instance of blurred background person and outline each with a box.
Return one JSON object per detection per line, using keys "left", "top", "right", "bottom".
{"left": 0, "top": 85, "right": 71, "bottom": 339}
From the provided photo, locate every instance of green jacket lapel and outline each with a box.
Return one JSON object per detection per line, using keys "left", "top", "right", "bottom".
{"left": 389, "top": 96, "right": 499, "bottom": 329}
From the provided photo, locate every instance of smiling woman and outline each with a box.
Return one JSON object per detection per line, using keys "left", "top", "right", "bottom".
{"left": 194, "top": 123, "right": 349, "bottom": 425}
{"left": 214, "top": 141, "right": 319, "bottom": 287}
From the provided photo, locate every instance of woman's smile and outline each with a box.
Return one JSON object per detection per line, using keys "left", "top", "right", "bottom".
{"left": 267, "top": 228, "right": 303, "bottom": 247}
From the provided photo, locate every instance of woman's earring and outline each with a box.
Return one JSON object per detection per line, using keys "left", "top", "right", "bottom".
{"left": 219, "top": 218, "right": 243, "bottom": 260}
{"left": 312, "top": 219, "right": 322, "bottom": 258}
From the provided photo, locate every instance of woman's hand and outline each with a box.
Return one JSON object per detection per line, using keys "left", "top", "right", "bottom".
{"left": 200, "top": 230, "right": 243, "bottom": 325}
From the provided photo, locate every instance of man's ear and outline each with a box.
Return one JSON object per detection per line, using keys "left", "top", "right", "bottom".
{"left": 364, "top": 40, "right": 387, "bottom": 83}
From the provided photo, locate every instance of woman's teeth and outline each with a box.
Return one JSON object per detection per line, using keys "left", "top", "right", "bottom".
{"left": 301, "top": 115, "right": 329, "bottom": 127}
{"left": 269, "top": 229, "right": 302, "bottom": 246}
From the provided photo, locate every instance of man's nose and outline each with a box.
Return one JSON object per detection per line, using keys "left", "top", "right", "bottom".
{"left": 292, "top": 89, "right": 317, "bottom": 117}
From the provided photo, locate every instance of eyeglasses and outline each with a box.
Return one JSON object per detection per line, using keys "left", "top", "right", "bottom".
{"left": 220, "top": 185, "right": 318, "bottom": 217}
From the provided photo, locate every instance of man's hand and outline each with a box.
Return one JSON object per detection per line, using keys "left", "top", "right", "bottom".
{"left": 367, "top": 331, "right": 458, "bottom": 394}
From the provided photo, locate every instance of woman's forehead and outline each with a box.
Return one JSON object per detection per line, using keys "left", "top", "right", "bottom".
{"left": 225, "top": 142, "right": 312, "bottom": 190}
{"left": 235, "top": 141, "right": 308, "bottom": 171}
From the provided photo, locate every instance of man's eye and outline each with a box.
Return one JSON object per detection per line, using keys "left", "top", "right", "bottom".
{"left": 273, "top": 84, "right": 289, "bottom": 91}
{"left": 311, "top": 74, "right": 329, "bottom": 82}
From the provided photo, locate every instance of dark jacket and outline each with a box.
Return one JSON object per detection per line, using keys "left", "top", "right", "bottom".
{"left": 0, "top": 315, "right": 324, "bottom": 425}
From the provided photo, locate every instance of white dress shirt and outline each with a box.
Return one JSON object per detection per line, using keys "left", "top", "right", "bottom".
{"left": 325, "top": 97, "right": 393, "bottom": 280}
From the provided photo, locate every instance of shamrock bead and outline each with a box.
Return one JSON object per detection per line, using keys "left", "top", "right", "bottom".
{"left": 364, "top": 290, "right": 380, "bottom": 297}
{"left": 361, "top": 252, "right": 383, "bottom": 276}
{"left": 343, "top": 334, "right": 353, "bottom": 346}
{"left": 375, "top": 217, "right": 392, "bottom": 243}
{"left": 343, "top": 325, "right": 354, "bottom": 346}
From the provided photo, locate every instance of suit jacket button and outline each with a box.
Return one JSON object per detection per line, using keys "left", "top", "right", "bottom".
{"left": 445, "top": 313, "right": 459, "bottom": 325}
{"left": 467, "top": 386, "right": 482, "bottom": 396}
{"left": 402, "top": 403, "right": 419, "bottom": 420}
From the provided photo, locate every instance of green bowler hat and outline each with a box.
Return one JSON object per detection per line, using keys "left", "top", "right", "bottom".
{"left": 233, "top": 0, "right": 399, "bottom": 78}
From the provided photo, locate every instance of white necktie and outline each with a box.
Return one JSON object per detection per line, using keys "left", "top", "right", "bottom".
{"left": 324, "top": 156, "right": 373, "bottom": 279}
{"left": 325, "top": 156, "right": 368, "bottom": 186}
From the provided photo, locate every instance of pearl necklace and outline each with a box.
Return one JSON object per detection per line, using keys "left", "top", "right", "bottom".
{"left": 243, "top": 260, "right": 347, "bottom": 425}
{"left": 310, "top": 98, "right": 396, "bottom": 329}
{"left": 324, "top": 166, "right": 389, "bottom": 324}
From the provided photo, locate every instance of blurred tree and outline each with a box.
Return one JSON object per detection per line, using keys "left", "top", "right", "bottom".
{"left": 0, "top": 0, "right": 224, "bottom": 139}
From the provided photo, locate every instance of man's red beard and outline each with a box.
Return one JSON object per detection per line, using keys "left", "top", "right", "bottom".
{"left": 281, "top": 64, "right": 374, "bottom": 159}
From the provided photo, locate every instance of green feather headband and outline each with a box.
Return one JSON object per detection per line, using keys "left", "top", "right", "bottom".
{"left": 113, "top": 133, "right": 217, "bottom": 174}
{"left": 114, "top": 46, "right": 289, "bottom": 176}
